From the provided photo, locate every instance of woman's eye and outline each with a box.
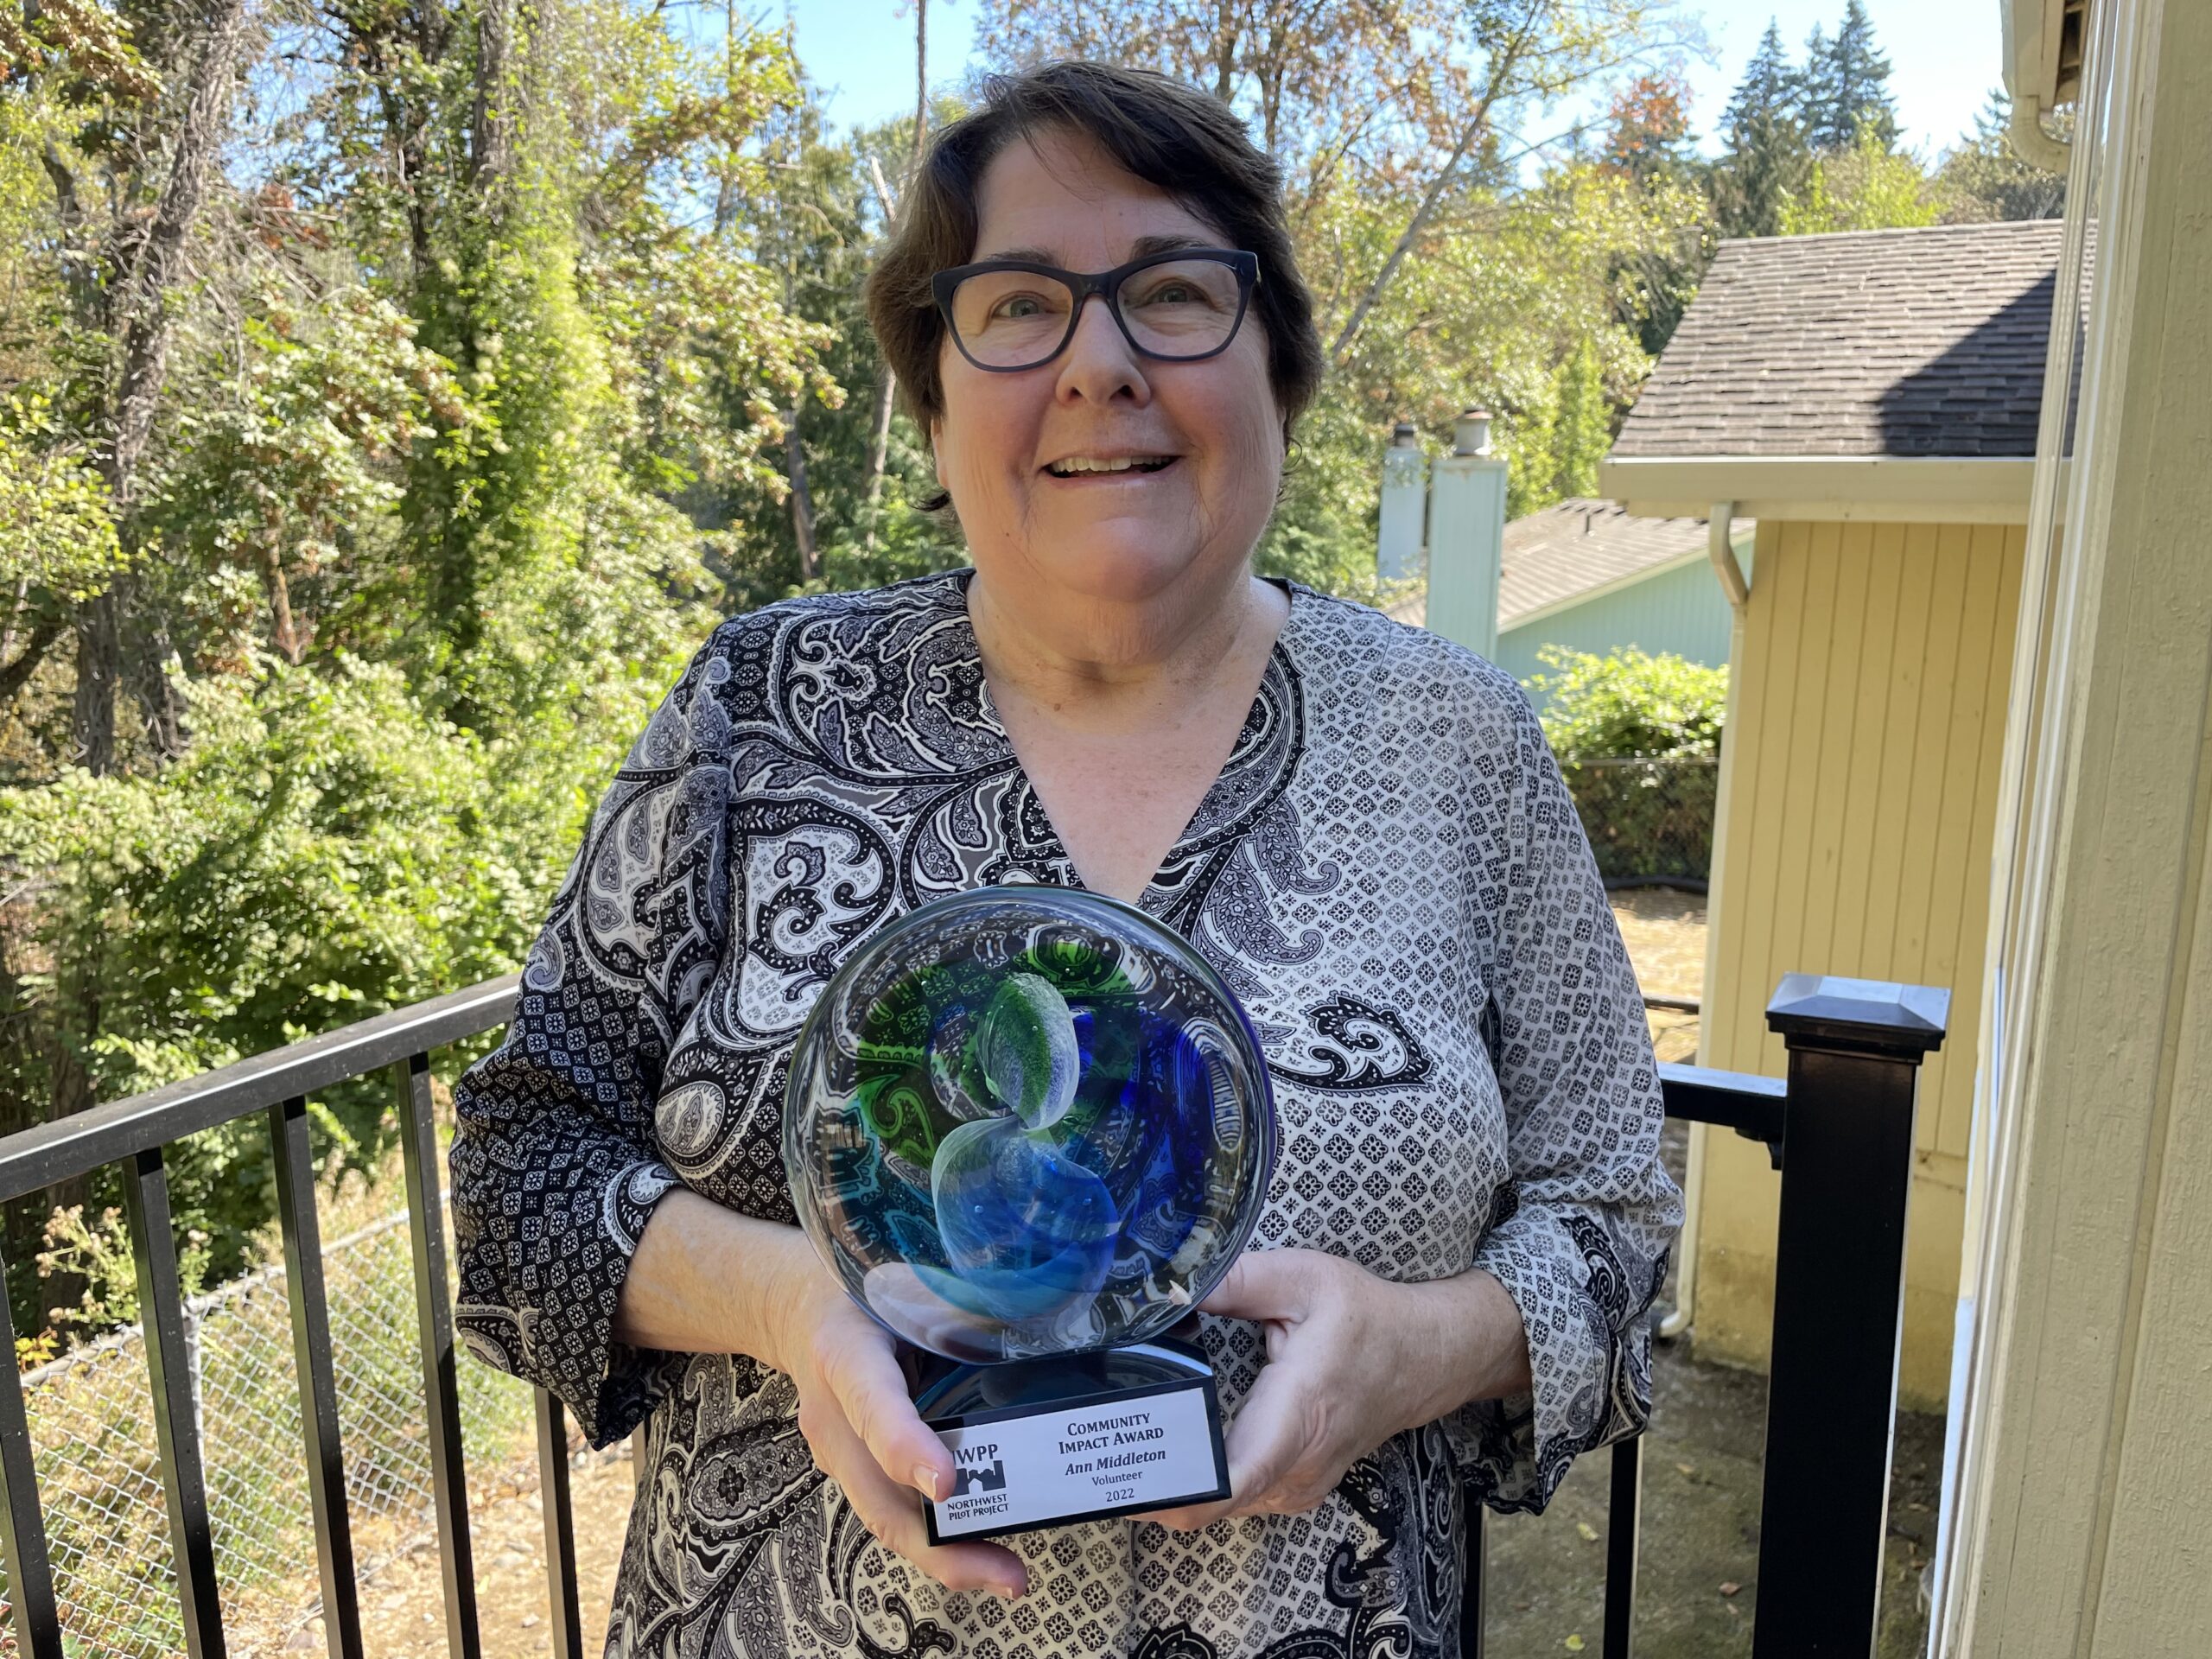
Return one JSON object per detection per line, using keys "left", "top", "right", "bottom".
{"left": 1132, "top": 283, "right": 1198, "bottom": 308}
{"left": 991, "top": 295, "right": 1047, "bottom": 320}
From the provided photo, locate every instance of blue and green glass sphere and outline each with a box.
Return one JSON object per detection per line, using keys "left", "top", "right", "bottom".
{"left": 783, "top": 886, "right": 1276, "bottom": 1364}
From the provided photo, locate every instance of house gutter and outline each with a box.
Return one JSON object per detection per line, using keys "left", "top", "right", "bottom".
{"left": 1598, "top": 455, "right": 2036, "bottom": 524}
{"left": 2003, "top": 0, "right": 2074, "bottom": 169}
{"left": 2009, "top": 93, "right": 2071, "bottom": 171}
{"left": 1707, "top": 500, "right": 1748, "bottom": 613}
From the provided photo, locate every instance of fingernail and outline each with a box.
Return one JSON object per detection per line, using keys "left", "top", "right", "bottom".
{"left": 996, "top": 1581, "right": 1023, "bottom": 1600}
{"left": 912, "top": 1464, "right": 940, "bottom": 1501}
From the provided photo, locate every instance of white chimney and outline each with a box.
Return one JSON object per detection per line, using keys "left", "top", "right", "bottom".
{"left": 1425, "top": 408, "right": 1508, "bottom": 658}
{"left": 1376, "top": 421, "right": 1427, "bottom": 582}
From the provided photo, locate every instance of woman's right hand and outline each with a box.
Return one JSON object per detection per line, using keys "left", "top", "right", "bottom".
{"left": 777, "top": 1286, "right": 1030, "bottom": 1599}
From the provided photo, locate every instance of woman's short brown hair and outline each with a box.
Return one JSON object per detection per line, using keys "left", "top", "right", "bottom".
{"left": 864, "top": 60, "right": 1325, "bottom": 452}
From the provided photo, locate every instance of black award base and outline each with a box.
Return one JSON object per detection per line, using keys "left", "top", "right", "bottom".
{"left": 912, "top": 1336, "right": 1230, "bottom": 1542}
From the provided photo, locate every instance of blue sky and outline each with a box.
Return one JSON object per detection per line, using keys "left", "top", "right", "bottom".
{"left": 782, "top": 0, "right": 2005, "bottom": 160}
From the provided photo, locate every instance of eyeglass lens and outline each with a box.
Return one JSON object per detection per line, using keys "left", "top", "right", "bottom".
{"left": 948, "top": 258, "right": 1245, "bottom": 368}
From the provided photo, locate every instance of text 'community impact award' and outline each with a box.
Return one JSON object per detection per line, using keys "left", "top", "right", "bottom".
{"left": 783, "top": 887, "right": 1276, "bottom": 1541}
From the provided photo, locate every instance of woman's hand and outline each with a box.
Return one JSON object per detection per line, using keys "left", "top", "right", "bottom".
{"left": 1147, "top": 1249, "right": 1529, "bottom": 1529}
{"left": 777, "top": 1290, "right": 1029, "bottom": 1599}
{"left": 616, "top": 1192, "right": 1024, "bottom": 1596}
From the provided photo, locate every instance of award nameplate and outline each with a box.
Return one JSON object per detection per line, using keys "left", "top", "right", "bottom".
{"left": 915, "top": 1338, "right": 1229, "bottom": 1542}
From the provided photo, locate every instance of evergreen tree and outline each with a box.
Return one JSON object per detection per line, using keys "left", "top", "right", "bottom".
{"left": 1714, "top": 19, "right": 1811, "bottom": 238}
{"left": 1804, "top": 1, "right": 1899, "bottom": 151}
{"left": 1936, "top": 88, "right": 2068, "bottom": 221}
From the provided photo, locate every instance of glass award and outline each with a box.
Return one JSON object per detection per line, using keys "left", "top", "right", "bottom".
{"left": 784, "top": 886, "right": 1276, "bottom": 1541}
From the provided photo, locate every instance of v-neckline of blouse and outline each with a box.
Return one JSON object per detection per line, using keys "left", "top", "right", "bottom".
{"left": 946, "top": 567, "right": 1308, "bottom": 917}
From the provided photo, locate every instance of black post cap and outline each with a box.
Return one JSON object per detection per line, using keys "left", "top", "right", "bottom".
{"left": 1764, "top": 973, "right": 1950, "bottom": 1057}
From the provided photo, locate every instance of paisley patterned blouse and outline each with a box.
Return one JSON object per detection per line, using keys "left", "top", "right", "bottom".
{"left": 448, "top": 569, "right": 1680, "bottom": 1659}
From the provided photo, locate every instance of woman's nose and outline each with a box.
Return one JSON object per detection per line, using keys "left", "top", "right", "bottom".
{"left": 1053, "top": 292, "right": 1151, "bottom": 406}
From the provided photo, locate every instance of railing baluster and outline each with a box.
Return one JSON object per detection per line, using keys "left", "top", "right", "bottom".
{"left": 397, "top": 1052, "right": 481, "bottom": 1659}
{"left": 535, "top": 1389, "right": 584, "bottom": 1658}
{"left": 123, "top": 1145, "right": 228, "bottom": 1657}
{"left": 0, "top": 1243, "right": 65, "bottom": 1659}
{"left": 267, "top": 1094, "right": 365, "bottom": 1659}
{"left": 1602, "top": 1437, "right": 1641, "bottom": 1659}
{"left": 1458, "top": 1487, "right": 1485, "bottom": 1659}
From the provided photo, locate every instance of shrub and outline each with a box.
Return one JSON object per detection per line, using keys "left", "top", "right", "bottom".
{"left": 1522, "top": 646, "right": 1729, "bottom": 883}
{"left": 1525, "top": 644, "right": 1728, "bottom": 760}
{"left": 0, "top": 648, "right": 668, "bottom": 1336}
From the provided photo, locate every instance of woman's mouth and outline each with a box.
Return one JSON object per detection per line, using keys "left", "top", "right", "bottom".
{"left": 1042, "top": 454, "right": 1179, "bottom": 479}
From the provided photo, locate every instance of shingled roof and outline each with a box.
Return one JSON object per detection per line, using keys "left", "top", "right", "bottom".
{"left": 1498, "top": 500, "right": 1710, "bottom": 627}
{"left": 1611, "top": 220, "right": 2064, "bottom": 461}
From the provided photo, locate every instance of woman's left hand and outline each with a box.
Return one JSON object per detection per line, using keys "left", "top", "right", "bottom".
{"left": 1147, "top": 1249, "right": 1529, "bottom": 1529}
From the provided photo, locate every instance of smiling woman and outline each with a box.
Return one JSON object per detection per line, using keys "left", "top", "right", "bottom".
{"left": 447, "top": 58, "right": 1680, "bottom": 1659}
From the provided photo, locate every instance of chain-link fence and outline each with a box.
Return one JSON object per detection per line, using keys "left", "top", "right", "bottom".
{"left": 1558, "top": 755, "right": 1719, "bottom": 887}
{"left": 1, "top": 1188, "right": 559, "bottom": 1658}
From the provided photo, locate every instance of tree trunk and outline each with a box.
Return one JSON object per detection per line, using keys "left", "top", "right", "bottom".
{"left": 470, "top": 0, "right": 514, "bottom": 196}
{"left": 105, "top": 0, "right": 252, "bottom": 513}
{"left": 127, "top": 613, "right": 188, "bottom": 758}
{"left": 786, "top": 410, "right": 818, "bottom": 582}
{"left": 1325, "top": 10, "right": 1542, "bottom": 367}
{"left": 71, "top": 594, "right": 118, "bottom": 775}
{"left": 911, "top": 0, "right": 927, "bottom": 186}
{"left": 1326, "top": 109, "right": 1485, "bottom": 365}
{"left": 260, "top": 543, "right": 303, "bottom": 664}
{"left": 862, "top": 146, "right": 902, "bottom": 542}
{"left": 70, "top": 0, "right": 251, "bottom": 775}
{"left": 864, "top": 372, "right": 897, "bottom": 518}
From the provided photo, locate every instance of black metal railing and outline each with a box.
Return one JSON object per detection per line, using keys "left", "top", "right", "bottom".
{"left": 0, "top": 976, "right": 526, "bottom": 1659}
{"left": 1459, "top": 971, "right": 1949, "bottom": 1659}
{"left": 0, "top": 969, "right": 1944, "bottom": 1659}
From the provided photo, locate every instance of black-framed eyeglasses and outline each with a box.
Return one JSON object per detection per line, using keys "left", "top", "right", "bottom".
{"left": 931, "top": 247, "right": 1261, "bottom": 372}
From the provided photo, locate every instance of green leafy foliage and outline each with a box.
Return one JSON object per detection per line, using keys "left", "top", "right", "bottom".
{"left": 1526, "top": 645, "right": 1728, "bottom": 761}
{"left": 0, "top": 650, "right": 666, "bottom": 1290}
{"left": 1527, "top": 647, "right": 1728, "bottom": 885}
{"left": 1780, "top": 125, "right": 1941, "bottom": 233}
{"left": 0, "top": 396, "right": 121, "bottom": 600}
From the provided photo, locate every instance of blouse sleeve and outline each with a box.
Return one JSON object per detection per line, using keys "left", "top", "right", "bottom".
{"left": 447, "top": 639, "right": 736, "bottom": 1448}
{"left": 1460, "top": 677, "right": 1684, "bottom": 1513}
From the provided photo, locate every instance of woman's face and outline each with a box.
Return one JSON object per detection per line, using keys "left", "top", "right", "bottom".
{"left": 931, "top": 126, "right": 1285, "bottom": 611}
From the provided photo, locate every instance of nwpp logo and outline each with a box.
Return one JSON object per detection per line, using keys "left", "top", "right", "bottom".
{"left": 951, "top": 1442, "right": 1005, "bottom": 1497}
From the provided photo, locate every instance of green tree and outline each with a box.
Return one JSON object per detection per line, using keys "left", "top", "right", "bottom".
{"left": 0, "top": 0, "right": 836, "bottom": 1338}
{"left": 1780, "top": 125, "right": 1939, "bottom": 232}
{"left": 1802, "top": 0, "right": 1898, "bottom": 152}
{"left": 1550, "top": 335, "right": 1612, "bottom": 500}
{"left": 1936, "top": 88, "right": 2069, "bottom": 222}
{"left": 1713, "top": 20, "right": 1809, "bottom": 238}
{"left": 714, "top": 102, "right": 964, "bottom": 607}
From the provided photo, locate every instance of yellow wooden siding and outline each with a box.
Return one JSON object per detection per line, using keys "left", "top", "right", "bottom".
{"left": 1694, "top": 518, "right": 2024, "bottom": 1408}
